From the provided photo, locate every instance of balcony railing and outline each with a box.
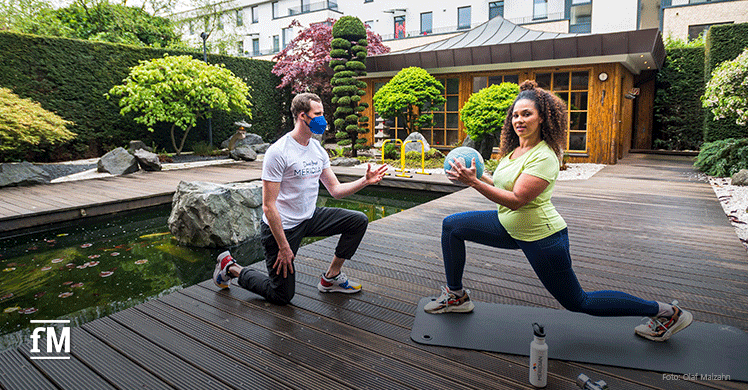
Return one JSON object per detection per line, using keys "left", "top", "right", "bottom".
{"left": 507, "top": 11, "right": 565, "bottom": 25}
{"left": 287, "top": 1, "right": 338, "bottom": 16}
{"left": 380, "top": 23, "right": 481, "bottom": 41}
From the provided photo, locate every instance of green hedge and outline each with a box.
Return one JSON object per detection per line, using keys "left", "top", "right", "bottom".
{"left": 0, "top": 31, "right": 290, "bottom": 161}
{"left": 653, "top": 46, "right": 705, "bottom": 150}
{"left": 703, "top": 22, "right": 748, "bottom": 142}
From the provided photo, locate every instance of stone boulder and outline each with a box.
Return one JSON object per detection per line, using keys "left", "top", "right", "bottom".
{"left": 128, "top": 140, "right": 153, "bottom": 154}
{"left": 330, "top": 157, "right": 360, "bottom": 166}
{"left": 221, "top": 132, "right": 264, "bottom": 149}
{"left": 251, "top": 143, "right": 271, "bottom": 154}
{"left": 403, "top": 132, "right": 431, "bottom": 154}
{"left": 97, "top": 147, "right": 139, "bottom": 175}
{"left": 0, "top": 162, "right": 51, "bottom": 187}
{"left": 732, "top": 169, "right": 748, "bottom": 186}
{"left": 230, "top": 145, "right": 258, "bottom": 161}
{"left": 168, "top": 181, "right": 264, "bottom": 247}
{"left": 133, "top": 149, "right": 162, "bottom": 171}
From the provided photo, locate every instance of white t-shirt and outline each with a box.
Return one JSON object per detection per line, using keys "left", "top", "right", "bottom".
{"left": 261, "top": 133, "right": 330, "bottom": 229}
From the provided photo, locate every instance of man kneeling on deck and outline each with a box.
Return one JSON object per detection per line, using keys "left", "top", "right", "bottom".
{"left": 212, "top": 93, "right": 388, "bottom": 305}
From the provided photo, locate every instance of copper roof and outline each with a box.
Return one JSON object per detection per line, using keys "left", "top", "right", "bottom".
{"left": 366, "top": 16, "right": 665, "bottom": 77}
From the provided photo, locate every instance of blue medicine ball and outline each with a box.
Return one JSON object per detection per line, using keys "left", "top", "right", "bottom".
{"left": 444, "top": 146, "right": 484, "bottom": 182}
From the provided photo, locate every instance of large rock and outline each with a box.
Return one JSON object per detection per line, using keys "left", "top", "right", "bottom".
{"left": 230, "top": 145, "right": 258, "bottom": 161}
{"left": 168, "top": 181, "right": 264, "bottom": 247}
{"left": 403, "top": 132, "right": 431, "bottom": 154}
{"left": 133, "top": 149, "right": 162, "bottom": 171}
{"left": 128, "top": 140, "right": 153, "bottom": 154}
{"left": 221, "top": 132, "right": 264, "bottom": 149}
{"left": 0, "top": 162, "right": 51, "bottom": 187}
{"left": 732, "top": 169, "right": 748, "bottom": 186}
{"left": 251, "top": 143, "right": 270, "bottom": 154}
{"left": 97, "top": 147, "right": 139, "bottom": 175}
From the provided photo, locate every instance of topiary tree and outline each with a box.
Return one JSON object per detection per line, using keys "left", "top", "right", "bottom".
{"left": 460, "top": 82, "right": 519, "bottom": 159}
{"left": 330, "top": 16, "right": 370, "bottom": 157}
{"left": 107, "top": 54, "right": 252, "bottom": 155}
{"left": 372, "top": 67, "right": 446, "bottom": 136}
{"left": 702, "top": 48, "right": 748, "bottom": 127}
{"left": 0, "top": 87, "right": 75, "bottom": 162}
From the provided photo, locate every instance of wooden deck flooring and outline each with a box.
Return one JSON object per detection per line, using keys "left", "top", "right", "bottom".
{"left": 1, "top": 154, "right": 747, "bottom": 389}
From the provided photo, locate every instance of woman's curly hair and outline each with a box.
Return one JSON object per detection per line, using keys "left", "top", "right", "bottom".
{"left": 497, "top": 80, "right": 567, "bottom": 159}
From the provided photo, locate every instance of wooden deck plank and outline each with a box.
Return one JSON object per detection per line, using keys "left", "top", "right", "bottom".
{"left": 0, "top": 347, "right": 58, "bottom": 390}
{"left": 83, "top": 316, "right": 237, "bottom": 389}
{"left": 16, "top": 339, "right": 117, "bottom": 390}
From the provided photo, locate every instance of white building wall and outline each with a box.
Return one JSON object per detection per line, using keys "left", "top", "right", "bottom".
{"left": 663, "top": 1, "right": 748, "bottom": 40}
{"left": 591, "top": 0, "right": 638, "bottom": 33}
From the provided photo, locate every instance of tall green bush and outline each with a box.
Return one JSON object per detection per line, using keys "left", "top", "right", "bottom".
{"left": 694, "top": 138, "right": 748, "bottom": 177}
{"left": 460, "top": 83, "right": 518, "bottom": 158}
{"left": 330, "top": 16, "right": 369, "bottom": 156}
{"left": 0, "top": 31, "right": 288, "bottom": 161}
{"left": 703, "top": 22, "right": 748, "bottom": 142}
{"left": 653, "top": 41, "right": 705, "bottom": 150}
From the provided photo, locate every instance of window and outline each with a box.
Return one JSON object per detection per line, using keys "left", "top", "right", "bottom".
{"left": 217, "top": 14, "right": 224, "bottom": 30}
{"left": 252, "top": 38, "right": 260, "bottom": 56}
{"left": 272, "top": 1, "right": 279, "bottom": 18}
{"left": 301, "top": 0, "right": 311, "bottom": 13}
{"left": 252, "top": 6, "right": 258, "bottom": 23}
{"left": 394, "top": 15, "right": 405, "bottom": 39}
{"left": 458, "top": 6, "right": 471, "bottom": 29}
{"left": 535, "top": 71, "right": 590, "bottom": 152}
{"left": 489, "top": 1, "right": 504, "bottom": 19}
{"left": 365, "top": 0, "right": 373, "bottom": 2}
{"left": 533, "top": 0, "right": 548, "bottom": 20}
{"left": 236, "top": 10, "right": 243, "bottom": 26}
{"left": 282, "top": 27, "right": 292, "bottom": 48}
{"left": 420, "top": 12, "right": 432, "bottom": 34}
{"left": 237, "top": 41, "right": 244, "bottom": 54}
{"left": 472, "top": 73, "right": 519, "bottom": 93}
{"left": 688, "top": 22, "right": 731, "bottom": 41}
{"left": 273, "top": 35, "right": 280, "bottom": 53}
{"left": 189, "top": 21, "right": 194, "bottom": 35}
{"left": 570, "top": 1, "right": 591, "bottom": 33}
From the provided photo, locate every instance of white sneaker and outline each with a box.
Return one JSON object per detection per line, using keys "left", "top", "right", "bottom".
{"left": 424, "top": 286, "right": 475, "bottom": 314}
{"left": 213, "top": 251, "right": 236, "bottom": 289}
{"left": 317, "top": 272, "right": 361, "bottom": 294}
{"left": 635, "top": 301, "right": 693, "bottom": 341}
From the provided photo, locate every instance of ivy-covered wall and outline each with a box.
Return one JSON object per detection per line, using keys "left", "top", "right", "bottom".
{"left": 0, "top": 32, "right": 290, "bottom": 161}
{"left": 653, "top": 46, "right": 705, "bottom": 150}
{"left": 703, "top": 22, "right": 748, "bottom": 142}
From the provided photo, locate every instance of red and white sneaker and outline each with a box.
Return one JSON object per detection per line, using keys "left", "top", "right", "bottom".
{"left": 635, "top": 301, "right": 693, "bottom": 341}
{"left": 317, "top": 272, "right": 361, "bottom": 294}
{"left": 213, "top": 251, "right": 236, "bottom": 289}
{"left": 424, "top": 286, "right": 475, "bottom": 314}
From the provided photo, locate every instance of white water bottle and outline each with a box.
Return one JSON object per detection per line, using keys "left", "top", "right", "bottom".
{"left": 529, "top": 323, "right": 548, "bottom": 388}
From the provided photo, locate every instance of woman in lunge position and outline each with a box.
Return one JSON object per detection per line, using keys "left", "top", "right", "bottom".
{"left": 425, "top": 80, "right": 692, "bottom": 341}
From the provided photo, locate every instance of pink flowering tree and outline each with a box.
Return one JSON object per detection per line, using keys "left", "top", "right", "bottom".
{"left": 271, "top": 18, "right": 390, "bottom": 147}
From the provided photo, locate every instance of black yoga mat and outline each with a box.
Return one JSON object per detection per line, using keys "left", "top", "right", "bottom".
{"left": 411, "top": 298, "right": 748, "bottom": 382}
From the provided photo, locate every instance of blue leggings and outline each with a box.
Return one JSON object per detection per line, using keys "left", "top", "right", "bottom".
{"left": 441, "top": 210, "right": 659, "bottom": 317}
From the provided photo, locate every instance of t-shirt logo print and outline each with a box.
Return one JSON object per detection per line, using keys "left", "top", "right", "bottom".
{"left": 294, "top": 160, "right": 321, "bottom": 177}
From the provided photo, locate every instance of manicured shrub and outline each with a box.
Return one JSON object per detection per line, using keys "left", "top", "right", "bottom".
{"left": 694, "top": 138, "right": 748, "bottom": 177}
{"left": 702, "top": 48, "right": 748, "bottom": 127}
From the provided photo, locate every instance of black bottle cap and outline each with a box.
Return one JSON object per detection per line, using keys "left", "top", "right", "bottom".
{"left": 532, "top": 322, "right": 545, "bottom": 337}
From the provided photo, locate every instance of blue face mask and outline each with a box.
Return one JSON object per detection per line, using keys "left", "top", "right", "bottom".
{"left": 306, "top": 114, "right": 327, "bottom": 135}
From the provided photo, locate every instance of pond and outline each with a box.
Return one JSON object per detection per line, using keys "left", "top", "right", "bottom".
{"left": 0, "top": 186, "right": 443, "bottom": 351}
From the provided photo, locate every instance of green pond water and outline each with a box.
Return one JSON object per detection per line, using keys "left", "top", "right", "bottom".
{"left": 0, "top": 186, "right": 442, "bottom": 351}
